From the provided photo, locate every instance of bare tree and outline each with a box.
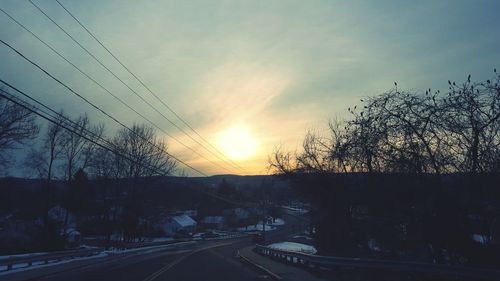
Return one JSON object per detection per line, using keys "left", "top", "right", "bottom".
{"left": 269, "top": 71, "right": 500, "bottom": 176}
{"left": 25, "top": 113, "right": 67, "bottom": 181}
{"left": 88, "top": 146, "right": 117, "bottom": 179}
{"left": 112, "top": 124, "right": 176, "bottom": 179}
{"left": 268, "top": 145, "right": 295, "bottom": 175}
{"left": 442, "top": 73, "right": 500, "bottom": 173}
{"left": 0, "top": 90, "right": 39, "bottom": 169}
{"left": 354, "top": 88, "right": 447, "bottom": 173}
{"left": 327, "top": 119, "right": 351, "bottom": 173}
{"left": 61, "top": 114, "right": 104, "bottom": 181}
{"left": 346, "top": 103, "right": 386, "bottom": 173}
{"left": 23, "top": 114, "right": 67, "bottom": 230}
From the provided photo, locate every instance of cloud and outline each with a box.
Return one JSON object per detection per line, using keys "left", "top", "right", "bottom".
{"left": 1, "top": 0, "right": 500, "bottom": 176}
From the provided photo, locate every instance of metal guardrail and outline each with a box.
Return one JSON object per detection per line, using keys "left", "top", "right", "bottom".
{"left": 255, "top": 244, "right": 500, "bottom": 280}
{"left": 0, "top": 247, "right": 103, "bottom": 271}
{"left": 0, "top": 233, "right": 249, "bottom": 272}
{"left": 110, "top": 238, "right": 192, "bottom": 250}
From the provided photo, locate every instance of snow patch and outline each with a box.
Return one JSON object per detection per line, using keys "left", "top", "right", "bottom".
{"left": 292, "top": 235, "right": 313, "bottom": 240}
{"left": 0, "top": 252, "right": 49, "bottom": 261}
{"left": 0, "top": 252, "right": 108, "bottom": 276}
{"left": 237, "top": 223, "right": 277, "bottom": 232}
{"left": 267, "top": 218, "right": 285, "bottom": 226}
{"left": 267, "top": 242, "right": 317, "bottom": 254}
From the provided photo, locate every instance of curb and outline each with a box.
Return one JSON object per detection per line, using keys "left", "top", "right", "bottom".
{"left": 237, "top": 250, "right": 283, "bottom": 280}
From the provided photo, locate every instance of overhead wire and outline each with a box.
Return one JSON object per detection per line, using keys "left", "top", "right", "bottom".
{"left": 0, "top": 6, "right": 232, "bottom": 174}
{"left": 0, "top": 87, "right": 168, "bottom": 176}
{"left": 1, "top": 80, "right": 257, "bottom": 206}
{"left": 1, "top": 84, "right": 256, "bottom": 206}
{"left": 1, "top": 2, "right": 259, "bottom": 206}
{"left": 54, "top": 0, "right": 248, "bottom": 174}
{"left": 0, "top": 38, "right": 208, "bottom": 176}
{"left": 28, "top": 0, "right": 246, "bottom": 174}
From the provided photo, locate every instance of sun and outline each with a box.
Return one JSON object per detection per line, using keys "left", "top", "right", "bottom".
{"left": 218, "top": 127, "right": 257, "bottom": 161}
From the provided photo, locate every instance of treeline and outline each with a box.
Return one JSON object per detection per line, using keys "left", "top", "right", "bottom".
{"left": 270, "top": 71, "right": 500, "bottom": 174}
{"left": 0, "top": 92, "right": 178, "bottom": 251}
{"left": 0, "top": 93, "right": 177, "bottom": 180}
{"left": 269, "top": 71, "right": 500, "bottom": 267}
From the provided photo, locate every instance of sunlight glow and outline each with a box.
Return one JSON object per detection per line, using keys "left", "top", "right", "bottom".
{"left": 218, "top": 127, "right": 257, "bottom": 161}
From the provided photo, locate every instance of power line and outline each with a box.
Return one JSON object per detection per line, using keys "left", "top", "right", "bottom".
{"left": 0, "top": 87, "right": 168, "bottom": 176}
{"left": 0, "top": 38, "right": 208, "bottom": 177}
{"left": 1, "top": 4, "right": 258, "bottom": 205}
{"left": 0, "top": 7, "right": 234, "bottom": 174}
{"left": 2, "top": 83, "right": 256, "bottom": 207}
{"left": 28, "top": 0, "right": 246, "bottom": 174}
{"left": 0, "top": 78, "right": 126, "bottom": 165}
{"left": 2, "top": 83, "right": 257, "bottom": 207}
{"left": 54, "top": 0, "right": 248, "bottom": 174}
{"left": 26, "top": 0, "right": 238, "bottom": 174}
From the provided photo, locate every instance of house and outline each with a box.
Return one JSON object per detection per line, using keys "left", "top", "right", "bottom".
{"left": 48, "top": 205, "right": 76, "bottom": 227}
{"left": 202, "top": 216, "right": 225, "bottom": 230}
{"left": 162, "top": 215, "right": 197, "bottom": 236}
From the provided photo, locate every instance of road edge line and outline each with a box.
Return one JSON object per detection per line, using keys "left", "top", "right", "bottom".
{"left": 237, "top": 250, "right": 283, "bottom": 280}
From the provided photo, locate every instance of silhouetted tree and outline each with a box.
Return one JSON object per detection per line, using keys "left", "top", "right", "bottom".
{"left": 0, "top": 91, "right": 39, "bottom": 170}
{"left": 61, "top": 114, "right": 104, "bottom": 181}
{"left": 111, "top": 123, "right": 176, "bottom": 179}
{"left": 25, "top": 114, "right": 67, "bottom": 181}
{"left": 269, "top": 70, "right": 500, "bottom": 260}
{"left": 62, "top": 168, "right": 90, "bottom": 236}
{"left": 442, "top": 73, "right": 500, "bottom": 173}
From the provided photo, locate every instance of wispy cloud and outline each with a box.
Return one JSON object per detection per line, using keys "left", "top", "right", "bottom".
{"left": 1, "top": 0, "right": 499, "bottom": 175}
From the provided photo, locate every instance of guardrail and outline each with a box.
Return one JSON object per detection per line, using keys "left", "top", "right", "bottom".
{"left": 0, "top": 233, "right": 249, "bottom": 272}
{"left": 255, "top": 244, "right": 500, "bottom": 280}
{"left": 0, "top": 247, "right": 103, "bottom": 271}
{"left": 110, "top": 238, "right": 192, "bottom": 250}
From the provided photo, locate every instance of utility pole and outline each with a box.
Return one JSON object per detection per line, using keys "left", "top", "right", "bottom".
{"left": 260, "top": 185, "right": 269, "bottom": 240}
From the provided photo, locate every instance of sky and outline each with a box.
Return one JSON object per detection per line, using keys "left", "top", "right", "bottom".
{"left": 1, "top": 0, "right": 499, "bottom": 176}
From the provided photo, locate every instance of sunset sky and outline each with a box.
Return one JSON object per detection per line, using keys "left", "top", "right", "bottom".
{"left": 1, "top": 0, "right": 499, "bottom": 176}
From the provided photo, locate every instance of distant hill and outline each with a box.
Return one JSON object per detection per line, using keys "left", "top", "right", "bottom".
{"left": 0, "top": 174, "right": 290, "bottom": 190}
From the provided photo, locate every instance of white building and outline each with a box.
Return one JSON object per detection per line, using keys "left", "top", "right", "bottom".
{"left": 163, "top": 215, "right": 197, "bottom": 236}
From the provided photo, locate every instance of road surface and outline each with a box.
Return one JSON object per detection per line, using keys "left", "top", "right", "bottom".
{"left": 5, "top": 214, "right": 306, "bottom": 281}
{"left": 34, "top": 239, "right": 263, "bottom": 281}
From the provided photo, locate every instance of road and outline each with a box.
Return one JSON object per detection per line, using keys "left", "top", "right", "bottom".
{"left": 33, "top": 239, "right": 262, "bottom": 281}
{"left": 11, "top": 214, "right": 306, "bottom": 281}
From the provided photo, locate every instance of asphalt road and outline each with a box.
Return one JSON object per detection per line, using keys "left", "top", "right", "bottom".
{"left": 20, "top": 214, "right": 307, "bottom": 281}
{"left": 32, "top": 239, "right": 262, "bottom": 281}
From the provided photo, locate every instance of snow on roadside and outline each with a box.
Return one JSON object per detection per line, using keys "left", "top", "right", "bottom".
{"left": 292, "top": 235, "right": 313, "bottom": 240}
{"left": 281, "top": 206, "right": 309, "bottom": 214}
{"left": 0, "top": 241, "right": 195, "bottom": 275}
{"left": 0, "top": 252, "right": 49, "bottom": 260}
{"left": 237, "top": 217, "right": 284, "bottom": 232}
{"left": 149, "top": 237, "right": 174, "bottom": 242}
{"left": 0, "top": 252, "right": 108, "bottom": 276}
{"left": 267, "top": 218, "right": 285, "bottom": 226}
{"left": 237, "top": 223, "right": 277, "bottom": 232}
{"left": 267, "top": 242, "right": 317, "bottom": 254}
